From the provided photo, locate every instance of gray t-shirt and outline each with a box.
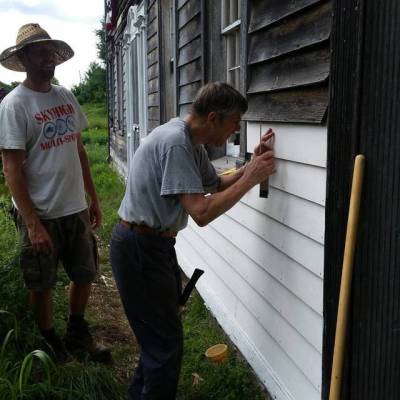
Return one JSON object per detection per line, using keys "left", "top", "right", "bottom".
{"left": 118, "top": 118, "right": 220, "bottom": 231}
{"left": 0, "top": 84, "right": 88, "bottom": 219}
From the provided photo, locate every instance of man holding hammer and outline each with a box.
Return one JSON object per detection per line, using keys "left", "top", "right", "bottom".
{"left": 110, "top": 82, "right": 275, "bottom": 399}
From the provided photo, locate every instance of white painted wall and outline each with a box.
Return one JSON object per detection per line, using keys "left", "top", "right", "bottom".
{"left": 176, "top": 121, "right": 327, "bottom": 400}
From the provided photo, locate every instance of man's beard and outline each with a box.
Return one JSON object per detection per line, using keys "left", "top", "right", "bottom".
{"left": 32, "top": 66, "right": 55, "bottom": 82}
{"left": 39, "top": 67, "right": 55, "bottom": 81}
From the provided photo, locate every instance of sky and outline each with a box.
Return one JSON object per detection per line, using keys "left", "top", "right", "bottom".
{"left": 0, "top": 0, "right": 104, "bottom": 89}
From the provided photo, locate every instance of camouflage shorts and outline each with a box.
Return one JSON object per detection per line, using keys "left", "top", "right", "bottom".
{"left": 17, "top": 209, "right": 99, "bottom": 291}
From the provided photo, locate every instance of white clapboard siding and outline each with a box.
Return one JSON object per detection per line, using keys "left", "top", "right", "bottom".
{"left": 182, "top": 226, "right": 322, "bottom": 390}
{"left": 242, "top": 186, "right": 325, "bottom": 244}
{"left": 210, "top": 214, "right": 323, "bottom": 315}
{"left": 176, "top": 122, "right": 326, "bottom": 400}
{"left": 270, "top": 159, "right": 326, "bottom": 206}
{"left": 178, "top": 229, "right": 321, "bottom": 400}
{"left": 188, "top": 222, "right": 323, "bottom": 353}
{"left": 226, "top": 201, "right": 324, "bottom": 278}
{"left": 247, "top": 122, "right": 327, "bottom": 167}
{"left": 234, "top": 302, "right": 321, "bottom": 400}
{"left": 176, "top": 245, "right": 296, "bottom": 400}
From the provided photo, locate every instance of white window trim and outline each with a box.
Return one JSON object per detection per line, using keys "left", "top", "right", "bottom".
{"left": 221, "top": 0, "right": 241, "bottom": 157}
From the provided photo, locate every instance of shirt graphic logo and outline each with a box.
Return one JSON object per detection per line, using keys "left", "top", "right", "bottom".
{"left": 35, "top": 103, "right": 80, "bottom": 151}
{"left": 43, "top": 116, "right": 76, "bottom": 139}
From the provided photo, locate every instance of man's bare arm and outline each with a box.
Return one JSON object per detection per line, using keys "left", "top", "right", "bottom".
{"left": 2, "top": 149, "right": 53, "bottom": 252}
{"left": 180, "top": 150, "right": 275, "bottom": 227}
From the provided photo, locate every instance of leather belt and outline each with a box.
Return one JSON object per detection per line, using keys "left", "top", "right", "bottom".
{"left": 120, "top": 219, "right": 177, "bottom": 238}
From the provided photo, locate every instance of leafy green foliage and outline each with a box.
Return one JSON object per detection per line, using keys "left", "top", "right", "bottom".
{"left": 0, "top": 81, "right": 19, "bottom": 90}
{"left": 72, "top": 63, "right": 106, "bottom": 104}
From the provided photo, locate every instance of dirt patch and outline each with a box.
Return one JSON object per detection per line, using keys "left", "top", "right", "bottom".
{"left": 86, "top": 265, "right": 139, "bottom": 383}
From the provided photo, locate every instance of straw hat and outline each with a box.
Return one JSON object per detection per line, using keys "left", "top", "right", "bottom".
{"left": 0, "top": 23, "right": 74, "bottom": 72}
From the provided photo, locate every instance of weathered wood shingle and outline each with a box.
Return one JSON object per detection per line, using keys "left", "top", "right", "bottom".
{"left": 245, "top": 0, "right": 332, "bottom": 124}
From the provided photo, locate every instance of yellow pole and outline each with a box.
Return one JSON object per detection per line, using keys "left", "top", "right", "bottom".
{"left": 329, "top": 154, "right": 365, "bottom": 400}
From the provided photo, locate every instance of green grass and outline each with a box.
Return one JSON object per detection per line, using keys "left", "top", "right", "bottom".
{"left": 178, "top": 294, "right": 268, "bottom": 400}
{"left": 0, "top": 101, "right": 269, "bottom": 399}
{"left": 0, "top": 102, "right": 124, "bottom": 400}
{"left": 81, "top": 103, "right": 124, "bottom": 257}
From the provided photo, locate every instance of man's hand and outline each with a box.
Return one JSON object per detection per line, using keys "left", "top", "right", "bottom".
{"left": 89, "top": 200, "right": 102, "bottom": 230}
{"left": 27, "top": 220, "right": 53, "bottom": 253}
{"left": 243, "top": 150, "right": 276, "bottom": 187}
{"left": 253, "top": 128, "right": 275, "bottom": 156}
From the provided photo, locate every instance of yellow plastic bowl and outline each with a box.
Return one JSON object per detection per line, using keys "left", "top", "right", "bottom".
{"left": 205, "top": 343, "right": 228, "bottom": 363}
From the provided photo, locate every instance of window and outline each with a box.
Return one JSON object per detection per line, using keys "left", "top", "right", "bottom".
{"left": 222, "top": 0, "right": 241, "bottom": 157}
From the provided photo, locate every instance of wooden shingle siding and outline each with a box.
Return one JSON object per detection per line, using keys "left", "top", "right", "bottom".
{"left": 245, "top": 86, "right": 329, "bottom": 123}
{"left": 178, "top": 103, "right": 191, "bottom": 118}
{"left": 148, "top": 77, "right": 159, "bottom": 94}
{"left": 177, "top": 38, "right": 202, "bottom": 67}
{"left": 147, "top": 48, "right": 158, "bottom": 67}
{"left": 178, "top": 16, "right": 201, "bottom": 48}
{"left": 245, "top": 0, "right": 332, "bottom": 124}
{"left": 148, "top": 1, "right": 157, "bottom": 22}
{"left": 146, "top": 0, "right": 160, "bottom": 131}
{"left": 148, "top": 92, "right": 159, "bottom": 107}
{"left": 248, "top": 2, "right": 332, "bottom": 64}
{"left": 177, "top": 0, "right": 201, "bottom": 29}
{"left": 148, "top": 63, "right": 159, "bottom": 81}
{"left": 247, "top": 46, "right": 330, "bottom": 93}
{"left": 176, "top": 0, "right": 204, "bottom": 116}
{"left": 147, "top": 33, "right": 158, "bottom": 53}
{"left": 249, "top": 0, "right": 322, "bottom": 33}
{"left": 179, "top": 58, "right": 202, "bottom": 86}
{"left": 148, "top": 106, "right": 159, "bottom": 120}
{"left": 179, "top": 82, "right": 202, "bottom": 104}
{"left": 147, "top": 13, "right": 157, "bottom": 38}
{"left": 177, "top": 0, "right": 190, "bottom": 9}
{"left": 122, "top": 49, "right": 127, "bottom": 134}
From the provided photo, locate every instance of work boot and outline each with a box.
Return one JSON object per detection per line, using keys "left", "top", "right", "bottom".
{"left": 43, "top": 333, "right": 73, "bottom": 364}
{"left": 64, "top": 318, "right": 112, "bottom": 363}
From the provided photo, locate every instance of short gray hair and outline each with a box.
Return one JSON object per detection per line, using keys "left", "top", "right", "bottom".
{"left": 190, "top": 82, "right": 248, "bottom": 118}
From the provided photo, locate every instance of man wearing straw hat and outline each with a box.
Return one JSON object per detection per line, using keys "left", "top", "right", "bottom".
{"left": 0, "top": 23, "right": 110, "bottom": 363}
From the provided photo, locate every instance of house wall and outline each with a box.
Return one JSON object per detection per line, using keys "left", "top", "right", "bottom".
{"left": 108, "top": 24, "right": 129, "bottom": 177}
{"left": 107, "top": 0, "right": 330, "bottom": 398}
{"left": 176, "top": 122, "right": 326, "bottom": 399}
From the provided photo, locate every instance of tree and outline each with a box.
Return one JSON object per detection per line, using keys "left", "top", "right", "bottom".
{"left": 95, "top": 17, "right": 107, "bottom": 66}
{"left": 71, "top": 62, "right": 106, "bottom": 104}
{"left": 71, "top": 19, "right": 107, "bottom": 104}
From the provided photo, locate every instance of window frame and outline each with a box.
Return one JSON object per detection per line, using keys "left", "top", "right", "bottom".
{"left": 221, "top": 0, "right": 242, "bottom": 158}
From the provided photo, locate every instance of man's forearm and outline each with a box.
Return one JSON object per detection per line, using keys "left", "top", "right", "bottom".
{"left": 182, "top": 175, "right": 254, "bottom": 227}
{"left": 4, "top": 169, "right": 38, "bottom": 225}
{"left": 218, "top": 165, "right": 245, "bottom": 191}
{"left": 2, "top": 150, "right": 39, "bottom": 225}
